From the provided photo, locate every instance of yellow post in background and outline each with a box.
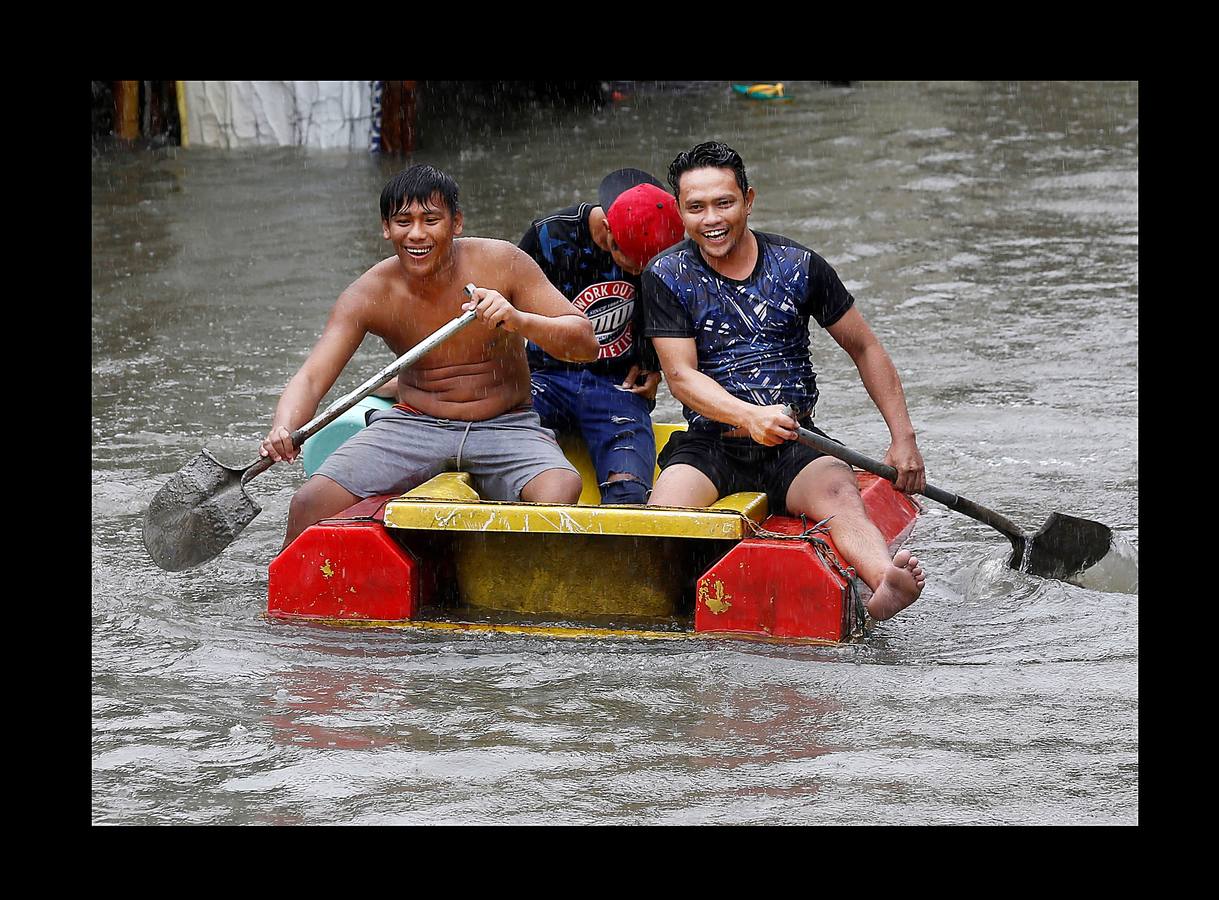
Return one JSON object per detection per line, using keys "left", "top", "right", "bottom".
{"left": 175, "top": 81, "right": 189, "bottom": 147}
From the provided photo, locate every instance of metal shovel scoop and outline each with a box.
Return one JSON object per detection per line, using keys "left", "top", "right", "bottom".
{"left": 144, "top": 295, "right": 480, "bottom": 572}
{"left": 794, "top": 426, "right": 1126, "bottom": 583}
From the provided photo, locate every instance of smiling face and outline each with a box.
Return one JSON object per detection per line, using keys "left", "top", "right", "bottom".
{"left": 381, "top": 193, "right": 463, "bottom": 276}
{"left": 675, "top": 166, "right": 755, "bottom": 271}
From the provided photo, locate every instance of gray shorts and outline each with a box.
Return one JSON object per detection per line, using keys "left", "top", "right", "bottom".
{"left": 313, "top": 405, "right": 578, "bottom": 501}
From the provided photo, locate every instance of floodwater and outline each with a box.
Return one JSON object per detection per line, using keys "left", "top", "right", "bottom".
{"left": 92, "top": 81, "right": 1138, "bottom": 825}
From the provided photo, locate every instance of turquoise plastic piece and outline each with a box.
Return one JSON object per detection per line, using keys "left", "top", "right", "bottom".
{"left": 301, "top": 395, "right": 394, "bottom": 477}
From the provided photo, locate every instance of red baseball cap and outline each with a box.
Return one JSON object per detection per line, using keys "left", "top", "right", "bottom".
{"left": 599, "top": 170, "right": 684, "bottom": 268}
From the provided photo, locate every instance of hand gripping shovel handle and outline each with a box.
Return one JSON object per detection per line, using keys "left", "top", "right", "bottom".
{"left": 793, "top": 425, "right": 1028, "bottom": 563}
{"left": 143, "top": 288, "right": 482, "bottom": 573}
{"left": 249, "top": 287, "right": 481, "bottom": 483}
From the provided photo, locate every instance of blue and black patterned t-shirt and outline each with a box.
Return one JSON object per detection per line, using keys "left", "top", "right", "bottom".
{"left": 642, "top": 230, "right": 854, "bottom": 432}
{"left": 519, "top": 202, "right": 656, "bottom": 377}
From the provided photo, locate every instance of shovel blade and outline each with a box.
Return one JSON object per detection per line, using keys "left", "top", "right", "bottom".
{"left": 143, "top": 449, "right": 262, "bottom": 571}
{"left": 1021, "top": 512, "right": 1114, "bottom": 581}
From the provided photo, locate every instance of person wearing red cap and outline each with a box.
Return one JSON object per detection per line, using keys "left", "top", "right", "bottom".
{"left": 518, "top": 168, "right": 685, "bottom": 504}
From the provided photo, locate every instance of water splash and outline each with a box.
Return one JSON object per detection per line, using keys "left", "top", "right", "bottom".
{"left": 1069, "top": 535, "right": 1138, "bottom": 595}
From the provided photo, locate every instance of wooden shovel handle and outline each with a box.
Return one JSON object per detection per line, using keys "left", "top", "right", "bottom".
{"left": 794, "top": 426, "right": 1027, "bottom": 556}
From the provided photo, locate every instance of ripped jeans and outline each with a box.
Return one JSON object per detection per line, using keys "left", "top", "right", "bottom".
{"left": 529, "top": 368, "right": 656, "bottom": 504}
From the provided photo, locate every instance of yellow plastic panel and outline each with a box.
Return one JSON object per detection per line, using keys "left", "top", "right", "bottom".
{"left": 452, "top": 532, "right": 690, "bottom": 617}
{"left": 401, "top": 471, "right": 481, "bottom": 502}
{"left": 385, "top": 499, "right": 760, "bottom": 539}
{"left": 708, "top": 492, "right": 768, "bottom": 520}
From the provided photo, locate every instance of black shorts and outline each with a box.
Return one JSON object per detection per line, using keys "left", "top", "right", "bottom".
{"left": 657, "top": 424, "right": 838, "bottom": 515}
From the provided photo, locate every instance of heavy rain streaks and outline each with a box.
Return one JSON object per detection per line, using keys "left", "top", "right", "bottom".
{"left": 93, "top": 81, "right": 1137, "bottom": 825}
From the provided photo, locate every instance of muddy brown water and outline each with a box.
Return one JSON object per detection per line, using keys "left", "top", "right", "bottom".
{"left": 92, "top": 81, "right": 1137, "bottom": 824}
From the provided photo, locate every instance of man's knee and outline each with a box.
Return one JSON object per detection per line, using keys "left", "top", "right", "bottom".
{"left": 289, "top": 476, "right": 356, "bottom": 525}
{"left": 648, "top": 464, "right": 719, "bottom": 508}
{"left": 787, "top": 457, "right": 859, "bottom": 514}
{"left": 521, "top": 467, "right": 583, "bottom": 504}
{"left": 284, "top": 476, "right": 358, "bottom": 549}
{"left": 814, "top": 457, "right": 859, "bottom": 496}
{"left": 601, "top": 473, "right": 648, "bottom": 505}
{"left": 288, "top": 480, "right": 324, "bottom": 522}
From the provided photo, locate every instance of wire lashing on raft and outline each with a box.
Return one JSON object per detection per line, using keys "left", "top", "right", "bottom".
{"left": 743, "top": 513, "right": 869, "bottom": 638}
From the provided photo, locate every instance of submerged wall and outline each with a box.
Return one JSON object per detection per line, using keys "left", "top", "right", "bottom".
{"left": 96, "top": 81, "right": 607, "bottom": 151}
{"left": 182, "top": 81, "right": 375, "bottom": 150}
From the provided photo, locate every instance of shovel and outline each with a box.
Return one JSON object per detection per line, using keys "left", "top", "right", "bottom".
{"left": 144, "top": 290, "right": 480, "bottom": 572}
{"left": 794, "top": 426, "right": 1120, "bottom": 582}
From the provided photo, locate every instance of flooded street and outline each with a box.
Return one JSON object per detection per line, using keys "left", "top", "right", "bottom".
{"left": 92, "top": 81, "right": 1137, "bottom": 824}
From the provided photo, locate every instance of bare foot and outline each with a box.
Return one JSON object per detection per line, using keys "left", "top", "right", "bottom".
{"left": 865, "top": 549, "right": 926, "bottom": 621}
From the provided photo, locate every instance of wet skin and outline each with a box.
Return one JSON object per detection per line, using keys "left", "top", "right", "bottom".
{"left": 650, "top": 164, "right": 926, "bottom": 617}
{"left": 261, "top": 195, "right": 598, "bottom": 546}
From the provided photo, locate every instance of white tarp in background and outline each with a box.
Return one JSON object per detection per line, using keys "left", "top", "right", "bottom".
{"left": 183, "top": 81, "right": 373, "bottom": 149}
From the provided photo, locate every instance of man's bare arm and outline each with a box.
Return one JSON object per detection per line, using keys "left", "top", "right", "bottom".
{"left": 826, "top": 306, "right": 925, "bottom": 493}
{"left": 261, "top": 290, "right": 370, "bottom": 462}
{"left": 464, "top": 243, "right": 598, "bottom": 362}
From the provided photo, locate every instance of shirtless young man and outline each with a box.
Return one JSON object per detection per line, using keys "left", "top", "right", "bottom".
{"left": 642, "top": 141, "right": 926, "bottom": 621}
{"left": 260, "top": 165, "right": 599, "bottom": 549}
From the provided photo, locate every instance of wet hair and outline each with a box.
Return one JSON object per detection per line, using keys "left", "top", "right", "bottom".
{"left": 379, "top": 164, "right": 461, "bottom": 219}
{"left": 667, "top": 140, "right": 750, "bottom": 198}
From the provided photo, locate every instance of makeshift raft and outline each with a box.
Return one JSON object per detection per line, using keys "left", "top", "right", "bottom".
{"left": 267, "top": 397, "right": 920, "bottom": 643}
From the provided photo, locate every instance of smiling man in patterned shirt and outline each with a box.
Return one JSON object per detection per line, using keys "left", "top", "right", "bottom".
{"left": 643, "top": 141, "right": 927, "bottom": 620}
